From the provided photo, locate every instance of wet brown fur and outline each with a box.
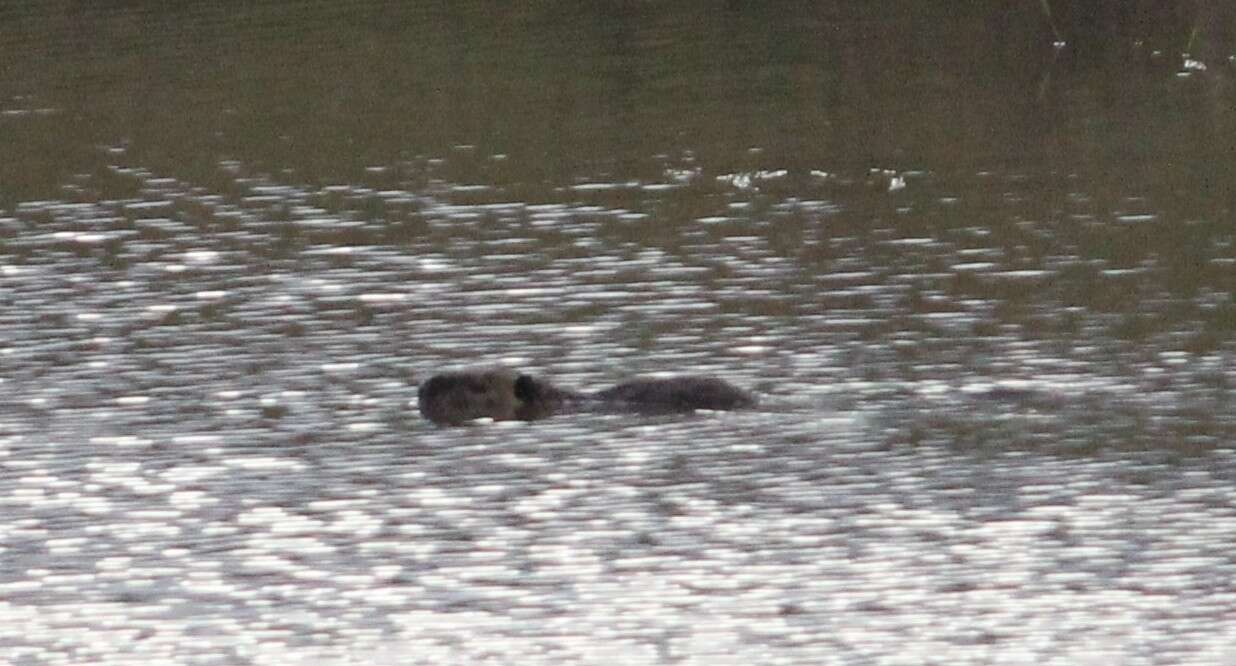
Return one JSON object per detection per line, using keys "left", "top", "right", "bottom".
{"left": 418, "top": 369, "right": 755, "bottom": 426}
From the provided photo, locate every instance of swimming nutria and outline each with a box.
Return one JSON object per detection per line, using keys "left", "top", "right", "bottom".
{"left": 417, "top": 368, "right": 756, "bottom": 426}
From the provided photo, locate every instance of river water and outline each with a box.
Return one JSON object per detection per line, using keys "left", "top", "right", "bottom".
{"left": 2, "top": 3, "right": 1234, "bottom": 665}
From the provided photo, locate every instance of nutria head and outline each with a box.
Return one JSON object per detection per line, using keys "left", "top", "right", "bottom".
{"left": 417, "top": 369, "right": 570, "bottom": 426}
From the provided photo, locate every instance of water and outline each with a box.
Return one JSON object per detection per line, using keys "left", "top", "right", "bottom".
{"left": 2, "top": 2, "right": 1234, "bottom": 665}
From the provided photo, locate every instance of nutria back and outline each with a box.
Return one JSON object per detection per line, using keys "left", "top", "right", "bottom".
{"left": 593, "top": 376, "right": 757, "bottom": 413}
{"left": 418, "top": 369, "right": 754, "bottom": 426}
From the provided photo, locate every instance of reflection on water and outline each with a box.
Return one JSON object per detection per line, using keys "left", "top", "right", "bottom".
{"left": 2, "top": 1, "right": 1235, "bottom": 664}
{"left": 2, "top": 156, "right": 1232, "bottom": 664}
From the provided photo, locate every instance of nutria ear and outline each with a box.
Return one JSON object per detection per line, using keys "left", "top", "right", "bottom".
{"left": 513, "top": 374, "right": 539, "bottom": 403}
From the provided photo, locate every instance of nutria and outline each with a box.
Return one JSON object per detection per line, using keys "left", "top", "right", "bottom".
{"left": 417, "top": 368, "right": 756, "bottom": 426}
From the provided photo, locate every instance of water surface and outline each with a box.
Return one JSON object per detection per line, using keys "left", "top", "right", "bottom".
{"left": 1, "top": 3, "right": 1234, "bottom": 664}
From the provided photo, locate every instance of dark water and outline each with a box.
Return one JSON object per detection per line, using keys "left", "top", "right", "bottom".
{"left": 2, "top": 3, "right": 1235, "bottom": 665}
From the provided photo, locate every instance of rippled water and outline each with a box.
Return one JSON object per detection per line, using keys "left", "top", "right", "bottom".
{"left": 3, "top": 2, "right": 1236, "bottom": 664}
{"left": 2, "top": 158, "right": 1232, "bottom": 665}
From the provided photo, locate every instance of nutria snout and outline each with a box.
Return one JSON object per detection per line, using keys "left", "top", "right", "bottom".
{"left": 417, "top": 369, "right": 755, "bottom": 426}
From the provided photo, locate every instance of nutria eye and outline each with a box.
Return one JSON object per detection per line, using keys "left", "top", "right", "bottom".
{"left": 514, "top": 375, "right": 538, "bottom": 402}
